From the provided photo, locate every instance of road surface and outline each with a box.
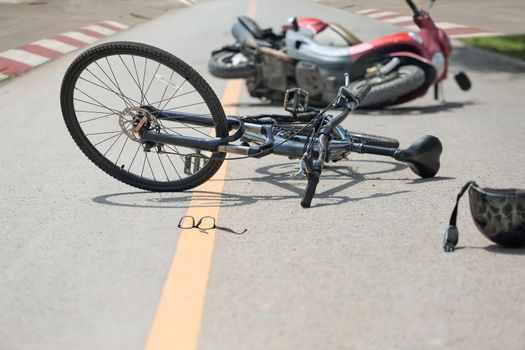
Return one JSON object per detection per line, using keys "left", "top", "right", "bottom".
{"left": 1, "top": 0, "right": 525, "bottom": 349}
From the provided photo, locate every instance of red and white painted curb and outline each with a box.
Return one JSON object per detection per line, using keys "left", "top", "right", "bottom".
{"left": 0, "top": 20, "right": 129, "bottom": 82}
{"left": 355, "top": 9, "right": 501, "bottom": 38}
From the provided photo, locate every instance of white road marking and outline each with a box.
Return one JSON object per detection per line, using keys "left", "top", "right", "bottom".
{"left": 61, "top": 31, "right": 99, "bottom": 44}
{"left": 384, "top": 16, "right": 413, "bottom": 24}
{"left": 83, "top": 24, "right": 116, "bottom": 36}
{"left": 403, "top": 25, "right": 420, "bottom": 31}
{"left": 356, "top": 9, "right": 378, "bottom": 15}
{"left": 435, "top": 22, "right": 468, "bottom": 29}
{"left": 101, "top": 20, "right": 129, "bottom": 30}
{"left": 31, "top": 39, "right": 77, "bottom": 54}
{"left": 0, "top": 49, "right": 49, "bottom": 66}
{"left": 368, "top": 11, "right": 397, "bottom": 18}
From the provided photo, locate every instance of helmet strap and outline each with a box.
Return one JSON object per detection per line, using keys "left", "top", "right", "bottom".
{"left": 444, "top": 181, "right": 477, "bottom": 252}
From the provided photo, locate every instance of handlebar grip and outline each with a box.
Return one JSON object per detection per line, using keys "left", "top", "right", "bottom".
{"left": 354, "top": 84, "right": 371, "bottom": 103}
{"left": 301, "top": 171, "right": 320, "bottom": 208}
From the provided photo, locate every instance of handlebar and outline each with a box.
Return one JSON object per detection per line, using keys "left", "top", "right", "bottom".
{"left": 340, "top": 83, "right": 371, "bottom": 110}
{"left": 405, "top": 0, "right": 419, "bottom": 14}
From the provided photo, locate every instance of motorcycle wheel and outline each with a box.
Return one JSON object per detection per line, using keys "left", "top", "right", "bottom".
{"left": 208, "top": 50, "right": 256, "bottom": 78}
{"left": 353, "top": 65, "right": 426, "bottom": 108}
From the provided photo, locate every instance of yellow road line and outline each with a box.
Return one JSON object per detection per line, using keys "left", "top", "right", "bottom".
{"left": 145, "top": 0, "right": 257, "bottom": 345}
{"left": 144, "top": 76, "right": 245, "bottom": 349}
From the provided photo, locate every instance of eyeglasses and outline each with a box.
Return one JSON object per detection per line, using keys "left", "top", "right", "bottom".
{"left": 178, "top": 216, "right": 247, "bottom": 235}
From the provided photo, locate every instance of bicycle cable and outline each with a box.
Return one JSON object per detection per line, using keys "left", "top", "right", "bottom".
{"left": 217, "top": 95, "right": 341, "bottom": 161}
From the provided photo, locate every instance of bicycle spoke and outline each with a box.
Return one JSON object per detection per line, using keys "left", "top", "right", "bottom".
{"left": 157, "top": 152, "right": 170, "bottom": 181}
{"left": 118, "top": 55, "right": 151, "bottom": 106}
{"left": 104, "top": 132, "right": 124, "bottom": 156}
{"left": 164, "top": 144, "right": 188, "bottom": 164}
{"left": 85, "top": 130, "right": 122, "bottom": 136}
{"left": 128, "top": 143, "right": 141, "bottom": 172}
{"left": 156, "top": 71, "right": 175, "bottom": 110}
{"left": 131, "top": 55, "right": 145, "bottom": 104}
{"left": 162, "top": 101, "right": 205, "bottom": 111}
{"left": 79, "top": 76, "right": 141, "bottom": 106}
{"left": 93, "top": 131, "right": 123, "bottom": 147}
{"left": 74, "top": 88, "right": 121, "bottom": 114}
{"left": 79, "top": 111, "right": 117, "bottom": 124}
{"left": 149, "top": 89, "right": 197, "bottom": 107}
{"left": 115, "top": 135, "right": 130, "bottom": 165}
{"left": 144, "top": 62, "right": 161, "bottom": 97}
{"left": 165, "top": 152, "right": 182, "bottom": 180}
{"left": 141, "top": 153, "right": 147, "bottom": 179}
{"left": 160, "top": 79, "right": 187, "bottom": 111}
{"left": 92, "top": 62, "right": 134, "bottom": 108}
{"left": 145, "top": 153, "right": 156, "bottom": 181}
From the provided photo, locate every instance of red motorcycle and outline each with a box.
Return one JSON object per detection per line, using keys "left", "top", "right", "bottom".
{"left": 209, "top": 0, "right": 471, "bottom": 107}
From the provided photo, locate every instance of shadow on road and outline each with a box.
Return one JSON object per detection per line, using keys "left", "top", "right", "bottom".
{"left": 353, "top": 101, "right": 475, "bottom": 116}
{"left": 455, "top": 245, "right": 525, "bottom": 255}
{"left": 92, "top": 160, "right": 451, "bottom": 209}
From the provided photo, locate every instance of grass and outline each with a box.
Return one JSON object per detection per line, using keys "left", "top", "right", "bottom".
{"left": 460, "top": 34, "right": 525, "bottom": 61}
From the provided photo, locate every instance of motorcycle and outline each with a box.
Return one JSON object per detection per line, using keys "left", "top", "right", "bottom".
{"left": 208, "top": 0, "right": 471, "bottom": 107}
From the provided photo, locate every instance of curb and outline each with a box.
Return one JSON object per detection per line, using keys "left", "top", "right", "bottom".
{"left": 0, "top": 20, "right": 129, "bottom": 82}
{"left": 452, "top": 39, "right": 525, "bottom": 71}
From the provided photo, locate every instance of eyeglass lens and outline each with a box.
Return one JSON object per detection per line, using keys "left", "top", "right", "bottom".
{"left": 197, "top": 216, "right": 216, "bottom": 230}
{"left": 178, "top": 216, "right": 195, "bottom": 229}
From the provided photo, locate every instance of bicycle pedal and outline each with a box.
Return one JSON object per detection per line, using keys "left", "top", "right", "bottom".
{"left": 183, "top": 152, "right": 202, "bottom": 175}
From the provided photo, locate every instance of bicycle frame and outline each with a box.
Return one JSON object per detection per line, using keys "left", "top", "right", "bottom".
{"left": 140, "top": 110, "right": 362, "bottom": 159}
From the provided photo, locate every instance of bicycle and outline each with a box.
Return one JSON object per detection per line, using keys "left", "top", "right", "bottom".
{"left": 61, "top": 42, "right": 443, "bottom": 208}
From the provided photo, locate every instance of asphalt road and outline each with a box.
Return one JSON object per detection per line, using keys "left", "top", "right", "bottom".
{"left": 1, "top": 0, "right": 525, "bottom": 349}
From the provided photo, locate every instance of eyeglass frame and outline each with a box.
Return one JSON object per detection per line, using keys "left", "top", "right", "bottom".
{"left": 177, "top": 215, "right": 246, "bottom": 235}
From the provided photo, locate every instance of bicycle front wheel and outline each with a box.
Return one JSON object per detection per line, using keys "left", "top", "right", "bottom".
{"left": 61, "top": 42, "right": 228, "bottom": 191}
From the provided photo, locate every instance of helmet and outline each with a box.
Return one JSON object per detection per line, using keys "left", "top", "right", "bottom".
{"left": 444, "top": 181, "right": 525, "bottom": 252}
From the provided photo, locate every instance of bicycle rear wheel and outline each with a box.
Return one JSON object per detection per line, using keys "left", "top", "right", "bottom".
{"left": 61, "top": 41, "right": 228, "bottom": 191}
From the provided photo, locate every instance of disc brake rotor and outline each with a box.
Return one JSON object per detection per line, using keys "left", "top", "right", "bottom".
{"left": 118, "top": 107, "right": 160, "bottom": 142}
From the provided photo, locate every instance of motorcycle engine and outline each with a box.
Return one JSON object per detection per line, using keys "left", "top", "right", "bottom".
{"left": 295, "top": 61, "right": 324, "bottom": 100}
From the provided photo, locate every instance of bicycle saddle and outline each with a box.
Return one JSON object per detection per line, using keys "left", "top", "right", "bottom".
{"left": 394, "top": 135, "right": 442, "bottom": 178}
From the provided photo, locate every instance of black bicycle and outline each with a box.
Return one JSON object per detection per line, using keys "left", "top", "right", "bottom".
{"left": 61, "top": 42, "right": 442, "bottom": 208}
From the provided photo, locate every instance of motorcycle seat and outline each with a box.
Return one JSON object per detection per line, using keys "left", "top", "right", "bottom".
{"left": 329, "top": 23, "right": 361, "bottom": 46}
{"left": 285, "top": 30, "right": 351, "bottom": 69}
{"left": 238, "top": 16, "right": 273, "bottom": 40}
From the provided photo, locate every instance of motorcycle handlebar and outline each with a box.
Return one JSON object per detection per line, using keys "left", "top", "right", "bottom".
{"left": 405, "top": 0, "right": 419, "bottom": 14}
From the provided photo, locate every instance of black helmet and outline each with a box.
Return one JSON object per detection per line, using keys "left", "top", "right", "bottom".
{"left": 443, "top": 181, "right": 525, "bottom": 252}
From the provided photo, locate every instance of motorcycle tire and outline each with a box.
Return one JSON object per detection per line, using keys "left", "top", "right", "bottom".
{"left": 208, "top": 50, "right": 256, "bottom": 78}
{"left": 354, "top": 65, "right": 426, "bottom": 108}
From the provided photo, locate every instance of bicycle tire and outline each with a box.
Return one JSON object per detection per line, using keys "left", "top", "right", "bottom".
{"left": 348, "top": 131, "right": 399, "bottom": 148}
{"left": 61, "top": 41, "right": 228, "bottom": 191}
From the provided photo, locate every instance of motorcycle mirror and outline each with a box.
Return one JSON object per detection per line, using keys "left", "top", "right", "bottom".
{"left": 288, "top": 16, "right": 299, "bottom": 31}
{"left": 454, "top": 71, "right": 472, "bottom": 91}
